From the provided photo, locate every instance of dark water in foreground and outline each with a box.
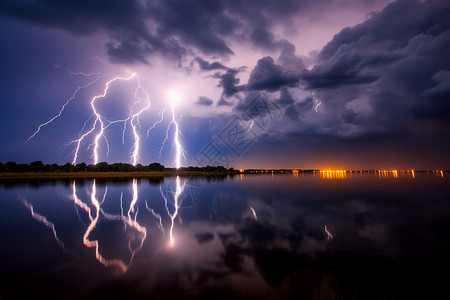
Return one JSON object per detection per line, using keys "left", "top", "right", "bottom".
{"left": 1, "top": 172, "right": 449, "bottom": 299}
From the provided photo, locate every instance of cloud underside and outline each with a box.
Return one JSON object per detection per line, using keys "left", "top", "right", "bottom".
{"left": 211, "top": 0, "right": 450, "bottom": 142}
{"left": 2, "top": 0, "right": 449, "bottom": 143}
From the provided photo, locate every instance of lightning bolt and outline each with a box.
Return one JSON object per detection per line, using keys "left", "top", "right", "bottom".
{"left": 129, "top": 77, "right": 151, "bottom": 166}
{"left": 146, "top": 107, "right": 166, "bottom": 137}
{"left": 69, "top": 73, "right": 152, "bottom": 166}
{"left": 158, "top": 92, "right": 186, "bottom": 167}
{"left": 20, "top": 197, "right": 65, "bottom": 249}
{"left": 54, "top": 64, "right": 100, "bottom": 77}
{"left": 313, "top": 92, "right": 322, "bottom": 113}
{"left": 26, "top": 76, "right": 100, "bottom": 142}
{"left": 248, "top": 120, "right": 254, "bottom": 132}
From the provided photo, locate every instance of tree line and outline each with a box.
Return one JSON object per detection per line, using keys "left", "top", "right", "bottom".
{"left": 0, "top": 161, "right": 235, "bottom": 173}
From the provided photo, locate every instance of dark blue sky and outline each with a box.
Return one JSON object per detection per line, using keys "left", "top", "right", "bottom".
{"left": 1, "top": 0, "right": 449, "bottom": 169}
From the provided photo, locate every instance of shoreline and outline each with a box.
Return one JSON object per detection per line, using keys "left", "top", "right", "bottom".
{"left": 0, "top": 171, "right": 237, "bottom": 179}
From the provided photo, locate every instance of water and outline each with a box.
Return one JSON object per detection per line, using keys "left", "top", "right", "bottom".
{"left": 1, "top": 172, "right": 449, "bottom": 299}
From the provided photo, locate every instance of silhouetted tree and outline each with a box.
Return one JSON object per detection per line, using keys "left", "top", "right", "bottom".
{"left": 148, "top": 162, "right": 164, "bottom": 171}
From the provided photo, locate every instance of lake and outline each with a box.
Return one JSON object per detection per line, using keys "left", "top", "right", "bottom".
{"left": 1, "top": 172, "right": 449, "bottom": 299}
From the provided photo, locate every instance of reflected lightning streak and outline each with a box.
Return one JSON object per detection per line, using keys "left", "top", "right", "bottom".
{"left": 249, "top": 205, "right": 257, "bottom": 220}
{"left": 82, "top": 180, "right": 127, "bottom": 272}
{"left": 162, "top": 178, "right": 187, "bottom": 248}
{"left": 145, "top": 200, "right": 164, "bottom": 234}
{"left": 325, "top": 225, "right": 333, "bottom": 241}
{"left": 101, "top": 179, "right": 147, "bottom": 264}
{"left": 72, "top": 180, "right": 147, "bottom": 271}
{"left": 21, "top": 197, "right": 65, "bottom": 249}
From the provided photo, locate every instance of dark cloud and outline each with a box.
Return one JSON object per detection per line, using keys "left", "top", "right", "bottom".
{"left": 290, "top": 0, "right": 450, "bottom": 143}
{"left": 195, "top": 232, "right": 215, "bottom": 244}
{"left": 196, "top": 96, "right": 214, "bottom": 106}
{"left": 195, "top": 57, "right": 228, "bottom": 71}
{"left": 276, "top": 88, "right": 295, "bottom": 107}
{"left": 284, "top": 96, "right": 315, "bottom": 121}
{"left": 250, "top": 27, "right": 278, "bottom": 50}
{"left": 277, "top": 41, "right": 306, "bottom": 70}
{"left": 217, "top": 69, "right": 245, "bottom": 97}
{"left": 147, "top": 0, "right": 235, "bottom": 56}
{"left": 217, "top": 97, "right": 234, "bottom": 106}
{"left": 318, "top": 0, "right": 450, "bottom": 61}
{"left": 301, "top": 51, "right": 401, "bottom": 89}
{"left": 0, "top": 0, "right": 165, "bottom": 64}
{"left": 0, "top": 0, "right": 368, "bottom": 65}
{"left": 247, "top": 56, "right": 302, "bottom": 91}
{"left": 106, "top": 40, "right": 151, "bottom": 64}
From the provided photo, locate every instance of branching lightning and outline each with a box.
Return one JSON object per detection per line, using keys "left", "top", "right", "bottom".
{"left": 54, "top": 64, "right": 100, "bottom": 77}
{"left": 70, "top": 73, "right": 153, "bottom": 166}
{"left": 157, "top": 91, "right": 186, "bottom": 167}
{"left": 26, "top": 67, "right": 193, "bottom": 257}
{"left": 26, "top": 76, "right": 101, "bottom": 142}
{"left": 146, "top": 107, "right": 166, "bottom": 137}
{"left": 161, "top": 178, "right": 187, "bottom": 248}
{"left": 71, "top": 180, "right": 147, "bottom": 272}
{"left": 27, "top": 68, "right": 154, "bottom": 166}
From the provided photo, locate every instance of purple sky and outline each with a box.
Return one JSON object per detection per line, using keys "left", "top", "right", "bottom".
{"left": 0, "top": 0, "right": 449, "bottom": 169}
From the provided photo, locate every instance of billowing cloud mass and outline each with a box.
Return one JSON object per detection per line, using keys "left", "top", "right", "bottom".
{"left": 0, "top": 0, "right": 393, "bottom": 64}
{"left": 0, "top": 0, "right": 449, "bottom": 168}
{"left": 296, "top": 0, "right": 450, "bottom": 141}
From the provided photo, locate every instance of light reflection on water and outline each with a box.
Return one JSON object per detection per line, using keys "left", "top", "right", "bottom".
{"left": 1, "top": 173, "right": 449, "bottom": 299}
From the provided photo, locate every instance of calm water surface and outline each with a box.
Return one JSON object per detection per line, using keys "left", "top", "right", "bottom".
{"left": 1, "top": 172, "right": 449, "bottom": 299}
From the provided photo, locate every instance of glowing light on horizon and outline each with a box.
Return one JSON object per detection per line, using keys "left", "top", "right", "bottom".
{"left": 318, "top": 170, "right": 347, "bottom": 179}
{"left": 377, "top": 170, "right": 401, "bottom": 178}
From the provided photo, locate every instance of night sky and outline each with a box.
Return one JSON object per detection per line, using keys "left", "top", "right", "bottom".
{"left": 1, "top": 0, "right": 449, "bottom": 169}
